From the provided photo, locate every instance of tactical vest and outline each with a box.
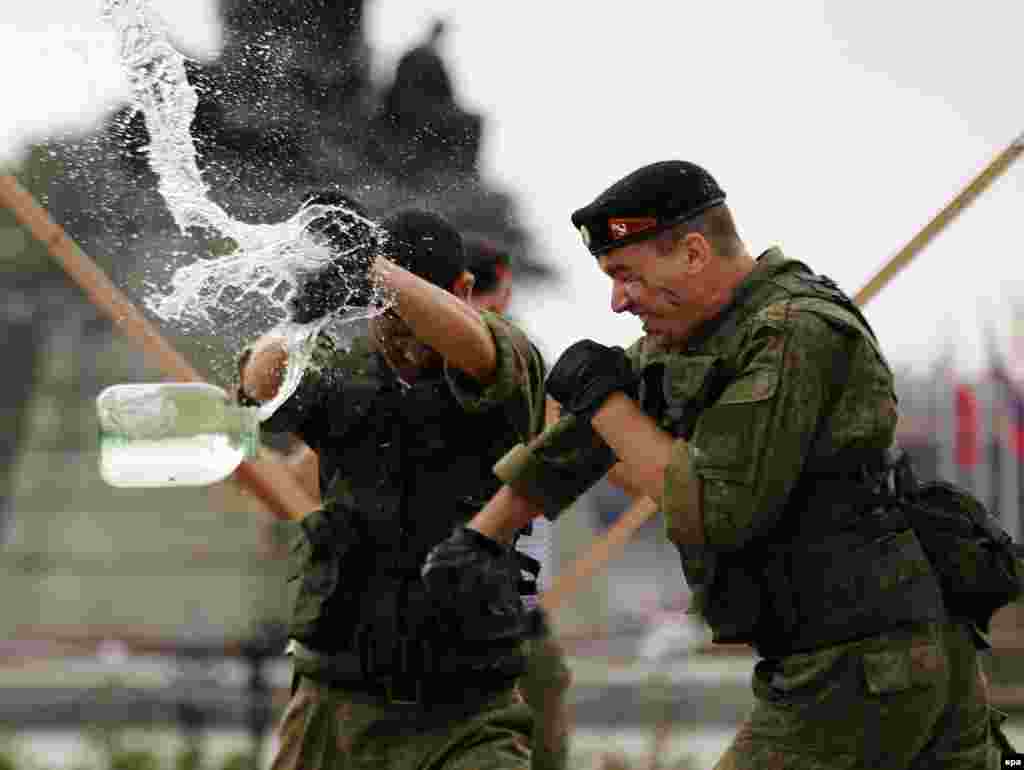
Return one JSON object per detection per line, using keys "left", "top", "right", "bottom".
{"left": 656, "top": 258, "right": 946, "bottom": 657}
{"left": 287, "top": 352, "right": 528, "bottom": 660}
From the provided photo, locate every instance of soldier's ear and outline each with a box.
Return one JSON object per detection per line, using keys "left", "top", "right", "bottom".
{"left": 683, "top": 232, "right": 712, "bottom": 275}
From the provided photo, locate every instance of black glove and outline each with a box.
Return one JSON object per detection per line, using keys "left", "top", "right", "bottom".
{"left": 546, "top": 339, "right": 638, "bottom": 421}
{"left": 287, "top": 264, "right": 375, "bottom": 324}
{"left": 421, "top": 527, "right": 526, "bottom": 643}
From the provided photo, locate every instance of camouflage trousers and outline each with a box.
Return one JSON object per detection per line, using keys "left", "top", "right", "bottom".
{"left": 714, "top": 621, "right": 1002, "bottom": 769}
{"left": 270, "top": 634, "right": 572, "bottom": 770}
{"left": 270, "top": 676, "right": 532, "bottom": 770}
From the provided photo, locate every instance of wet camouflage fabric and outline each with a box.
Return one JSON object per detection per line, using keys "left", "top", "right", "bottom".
{"left": 263, "top": 309, "right": 549, "bottom": 644}
{"left": 496, "top": 248, "right": 901, "bottom": 611}
{"left": 273, "top": 608, "right": 572, "bottom": 770}
{"left": 494, "top": 248, "right": 999, "bottom": 767}
{"left": 258, "top": 311, "right": 569, "bottom": 770}
{"left": 272, "top": 677, "right": 532, "bottom": 770}
{"left": 713, "top": 622, "right": 1000, "bottom": 770}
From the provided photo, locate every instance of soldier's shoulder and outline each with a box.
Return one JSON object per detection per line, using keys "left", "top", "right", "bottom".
{"left": 734, "top": 299, "right": 852, "bottom": 367}
{"left": 481, "top": 310, "right": 544, "bottom": 360}
{"left": 749, "top": 296, "right": 859, "bottom": 338}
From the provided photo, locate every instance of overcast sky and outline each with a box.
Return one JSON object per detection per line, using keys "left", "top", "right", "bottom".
{"left": 3, "top": 0, "right": 1023, "bottom": 377}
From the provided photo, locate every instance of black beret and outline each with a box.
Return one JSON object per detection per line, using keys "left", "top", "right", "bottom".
{"left": 570, "top": 160, "right": 726, "bottom": 256}
{"left": 380, "top": 209, "right": 467, "bottom": 289}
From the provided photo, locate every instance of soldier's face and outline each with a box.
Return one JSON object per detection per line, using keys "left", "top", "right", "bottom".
{"left": 369, "top": 309, "right": 442, "bottom": 381}
{"left": 600, "top": 237, "right": 707, "bottom": 341}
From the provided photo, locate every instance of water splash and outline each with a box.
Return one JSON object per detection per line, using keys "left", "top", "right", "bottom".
{"left": 102, "top": 0, "right": 231, "bottom": 237}
{"left": 148, "top": 202, "right": 378, "bottom": 327}
{"left": 102, "top": 0, "right": 388, "bottom": 417}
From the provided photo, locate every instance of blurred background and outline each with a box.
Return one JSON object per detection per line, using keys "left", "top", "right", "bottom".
{"left": 2, "top": 1, "right": 1024, "bottom": 768}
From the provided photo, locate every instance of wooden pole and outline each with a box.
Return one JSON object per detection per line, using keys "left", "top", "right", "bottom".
{"left": 853, "top": 131, "right": 1024, "bottom": 306}
{"left": 0, "top": 175, "right": 318, "bottom": 521}
{"left": 540, "top": 497, "right": 658, "bottom": 612}
{"left": 540, "top": 130, "right": 1024, "bottom": 614}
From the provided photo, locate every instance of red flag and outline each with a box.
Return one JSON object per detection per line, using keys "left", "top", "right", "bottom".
{"left": 955, "top": 383, "right": 980, "bottom": 467}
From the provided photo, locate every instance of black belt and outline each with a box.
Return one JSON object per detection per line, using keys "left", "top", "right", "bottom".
{"left": 288, "top": 639, "right": 523, "bottom": 706}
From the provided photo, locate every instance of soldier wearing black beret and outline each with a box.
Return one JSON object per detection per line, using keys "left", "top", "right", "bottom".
{"left": 424, "top": 161, "right": 1001, "bottom": 768}
{"left": 240, "top": 200, "right": 550, "bottom": 770}
{"left": 571, "top": 160, "right": 726, "bottom": 258}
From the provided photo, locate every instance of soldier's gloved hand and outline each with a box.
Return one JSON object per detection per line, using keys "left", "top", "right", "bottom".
{"left": 287, "top": 264, "right": 375, "bottom": 324}
{"left": 422, "top": 526, "right": 526, "bottom": 642}
{"left": 546, "top": 340, "right": 638, "bottom": 422}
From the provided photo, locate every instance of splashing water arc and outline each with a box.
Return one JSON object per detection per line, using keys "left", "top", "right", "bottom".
{"left": 101, "top": 0, "right": 389, "bottom": 419}
{"left": 102, "top": 0, "right": 231, "bottom": 237}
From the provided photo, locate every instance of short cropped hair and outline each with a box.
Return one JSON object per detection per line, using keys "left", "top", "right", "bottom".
{"left": 653, "top": 203, "right": 744, "bottom": 258}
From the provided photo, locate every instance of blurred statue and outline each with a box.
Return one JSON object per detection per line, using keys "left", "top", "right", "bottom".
{"left": 365, "top": 20, "right": 481, "bottom": 180}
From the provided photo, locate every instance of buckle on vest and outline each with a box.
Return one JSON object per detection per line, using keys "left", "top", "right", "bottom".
{"left": 386, "top": 675, "right": 423, "bottom": 705}
{"left": 355, "top": 625, "right": 375, "bottom": 679}
{"left": 388, "top": 636, "right": 427, "bottom": 705}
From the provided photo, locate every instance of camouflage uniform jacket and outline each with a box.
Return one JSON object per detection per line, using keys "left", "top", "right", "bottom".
{"left": 498, "top": 247, "right": 944, "bottom": 653}
{"left": 262, "top": 311, "right": 547, "bottom": 652}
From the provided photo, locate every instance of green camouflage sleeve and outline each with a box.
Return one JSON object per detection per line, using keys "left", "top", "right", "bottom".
{"left": 445, "top": 310, "right": 547, "bottom": 443}
{"left": 493, "top": 412, "right": 618, "bottom": 520}
{"left": 689, "top": 306, "right": 841, "bottom": 549}
{"left": 491, "top": 335, "right": 647, "bottom": 519}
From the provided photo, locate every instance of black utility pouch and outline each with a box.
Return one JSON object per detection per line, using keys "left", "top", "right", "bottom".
{"left": 899, "top": 469, "right": 1023, "bottom": 633}
{"left": 287, "top": 506, "right": 362, "bottom": 642}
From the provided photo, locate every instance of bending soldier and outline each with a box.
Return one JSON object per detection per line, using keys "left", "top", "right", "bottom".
{"left": 240, "top": 193, "right": 546, "bottom": 770}
{"left": 424, "top": 162, "right": 1003, "bottom": 769}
